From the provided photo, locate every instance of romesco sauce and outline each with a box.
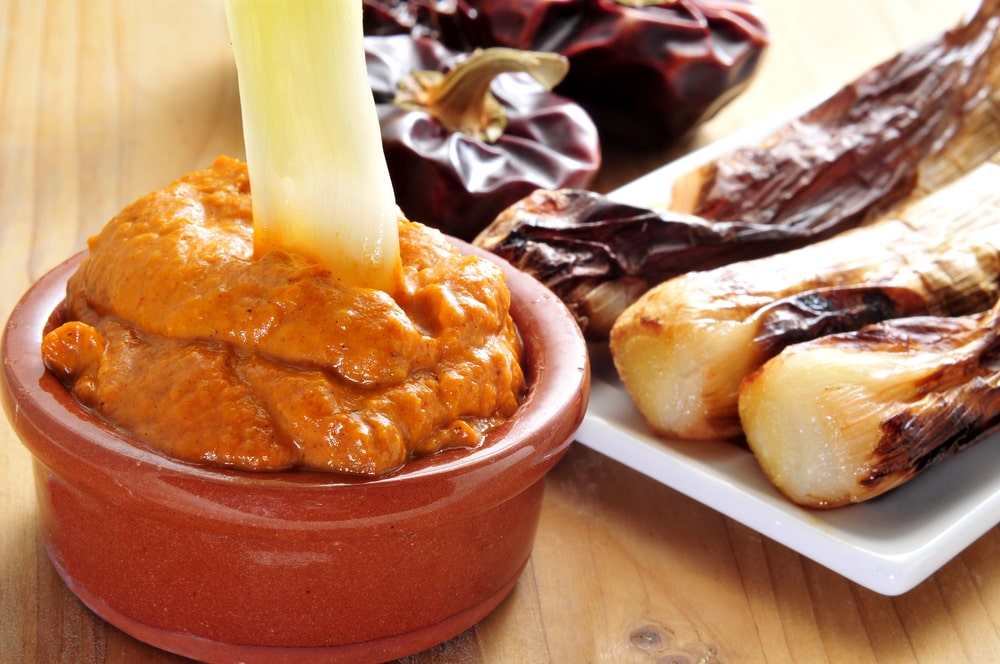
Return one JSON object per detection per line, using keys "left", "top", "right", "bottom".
{"left": 41, "top": 156, "right": 526, "bottom": 476}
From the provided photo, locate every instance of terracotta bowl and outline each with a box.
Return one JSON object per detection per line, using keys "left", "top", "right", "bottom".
{"left": 1, "top": 243, "right": 589, "bottom": 664}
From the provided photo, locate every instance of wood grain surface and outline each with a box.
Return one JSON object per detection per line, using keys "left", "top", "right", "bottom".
{"left": 2, "top": 1, "right": 996, "bottom": 662}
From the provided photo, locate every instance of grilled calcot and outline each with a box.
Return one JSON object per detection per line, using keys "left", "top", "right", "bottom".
{"left": 609, "top": 160, "right": 1000, "bottom": 440}
{"left": 739, "top": 300, "right": 1000, "bottom": 508}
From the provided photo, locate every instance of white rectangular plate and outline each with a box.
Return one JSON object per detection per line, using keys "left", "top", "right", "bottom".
{"left": 575, "top": 85, "right": 1000, "bottom": 596}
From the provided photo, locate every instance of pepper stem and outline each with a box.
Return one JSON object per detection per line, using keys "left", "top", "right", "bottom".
{"left": 395, "top": 47, "right": 569, "bottom": 144}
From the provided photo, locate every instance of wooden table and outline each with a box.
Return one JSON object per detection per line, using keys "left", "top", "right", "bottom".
{"left": 3, "top": 1, "right": 996, "bottom": 662}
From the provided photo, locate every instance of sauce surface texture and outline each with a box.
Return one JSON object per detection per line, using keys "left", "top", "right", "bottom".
{"left": 41, "top": 156, "right": 526, "bottom": 476}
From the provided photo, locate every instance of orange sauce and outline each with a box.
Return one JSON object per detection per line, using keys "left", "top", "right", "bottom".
{"left": 42, "top": 156, "right": 525, "bottom": 476}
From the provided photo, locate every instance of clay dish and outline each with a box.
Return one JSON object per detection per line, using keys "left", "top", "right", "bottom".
{"left": 1, "top": 241, "right": 589, "bottom": 663}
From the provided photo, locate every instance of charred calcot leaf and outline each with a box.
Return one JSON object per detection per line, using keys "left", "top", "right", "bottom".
{"left": 671, "top": 0, "right": 1000, "bottom": 224}
{"left": 475, "top": 188, "right": 847, "bottom": 339}
{"left": 749, "top": 285, "right": 933, "bottom": 359}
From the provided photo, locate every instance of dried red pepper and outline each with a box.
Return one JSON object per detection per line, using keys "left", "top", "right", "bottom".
{"left": 365, "top": 35, "right": 601, "bottom": 240}
{"left": 461, "top": 0, "right": 770, "bottom": 147}
{"left": 362, "top": 0, "right": 472, "bottom": 49}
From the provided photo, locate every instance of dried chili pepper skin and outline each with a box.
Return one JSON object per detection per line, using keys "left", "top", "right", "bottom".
{"left": 365, "top": 35, "right": 601, "bottom": 241}
{"left": 363, "top": 0, "right": 418, "bottom": 35}
{"left": 362, "top": 0, "right": 476, "bottom": 51}
{"left": 460, "top": 0, "right": 770, "bottom": 147}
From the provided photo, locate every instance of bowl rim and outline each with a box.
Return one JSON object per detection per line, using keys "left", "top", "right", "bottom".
{"left": 2, "top": 241, "right": 590, "bottom": 529}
